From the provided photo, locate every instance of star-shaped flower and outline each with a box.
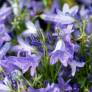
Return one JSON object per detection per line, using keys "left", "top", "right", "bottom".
{"left": 50, "top": 25, "right": 76, "bottom": 66}
{"left": 40, "top": 3, "right": 78, "bottom": 24}
{"left": 0, "top": 24, "right": 11, "bottom": 42}
{"left": 50, "top": 39, "right": 69, "bottom": 67}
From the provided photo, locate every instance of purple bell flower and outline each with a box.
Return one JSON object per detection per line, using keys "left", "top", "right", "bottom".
{"left": 40, "top": 3, "right": 79, "bottom": 24}
{"left": 50, "top": 39, "right": 69, "bottom": 67}
{"left": 40, "top": 13, "right": 75, "bottom": 24}
{"left": 11, "top": 36, "right": 36, "bottom": 56}
{"left": 50, "top": 25, "right": 75, "bottom": 67}
{"left": 1, "top": 54, "right": 41, "bottom": 76}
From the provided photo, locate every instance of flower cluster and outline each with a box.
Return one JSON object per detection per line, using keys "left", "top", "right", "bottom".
{"left": 0, "top": 0, "right": 92, "bottom": 92}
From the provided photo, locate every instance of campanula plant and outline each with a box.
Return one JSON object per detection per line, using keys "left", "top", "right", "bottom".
{"left": 0, "top": 0, "right": 92, "bottom": 92}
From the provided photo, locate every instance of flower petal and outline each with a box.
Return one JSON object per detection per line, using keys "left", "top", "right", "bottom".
{"left": 52, "top": 39, "right": 65, "bottom": 53}
{"left": 63, "top": 3, "right": 69, "bottom": 14}
{"left": 69, "top": 6, "right": 79, "bottom": 16}
{"left": 40, "top": 14, "right": 75, "bottom": 24}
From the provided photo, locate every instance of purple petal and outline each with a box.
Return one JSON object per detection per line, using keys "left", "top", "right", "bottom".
{"left": 0, "top": 42, "right": 11, "bottom": 59}
{"left": 4, "top": 55, "right": 40, "bottom": 76}
{"left": 40, "top": 13, "right": 75, "bottom": 24}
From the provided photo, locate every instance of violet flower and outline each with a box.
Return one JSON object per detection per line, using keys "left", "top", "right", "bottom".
{"left": 11, "top": 36, "right": 36, "bottom": 56}
{"left": 50, "top": 39, "right": 69, "bottom": 67}
{"left": 2, "top": 54, "right": 40, "bottom": 76}
{"left": 40, "top": 13, "right": 75, "bottom": 24}
{"left": 50, "top": 25, "right": 75, "bottom": 67}
{"left": 40, "top": 3, "right": 79, "bottom": 24}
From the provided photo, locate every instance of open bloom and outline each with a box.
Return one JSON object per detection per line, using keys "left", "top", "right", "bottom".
{"left": 50, "top": 25, "right": 75, "bottom": 67}
{"left": 40, "top": 3, "right": 78, "bottom": 24}
{"left": 50, "top": 39, "right": 69, "bottom": 67}
{"left": 40, "top": 13, "right": 75, "bottom": 24}
{"left": 1, "top": 54, "right": 40, "bottom": 76}
{"left": 11, "top": 36, "right": 36, "bottom": 56}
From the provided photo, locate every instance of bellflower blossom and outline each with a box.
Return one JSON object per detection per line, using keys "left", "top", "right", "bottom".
{"left": 11, "top": 35, "right": 36, "bottom": 56}
{"left": 40, "top": 13, "right": 74, "bottom": 25}
{"left": 50, "top": 39, "right": 69, "bottom": 67}
{"left": 0, "top": 0, "right": 91, "bottom": 91}
{"left": 50, "top": 23, "right": 83, "bottom": 76}
{"left": 1, "top": 54, "right": 41, "bottom": 76}
{"left": 40, "top": 3, "right": 78, "bottom": 24}
{"left": 50, "top": 25, "right": 75, "bottom": 66}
